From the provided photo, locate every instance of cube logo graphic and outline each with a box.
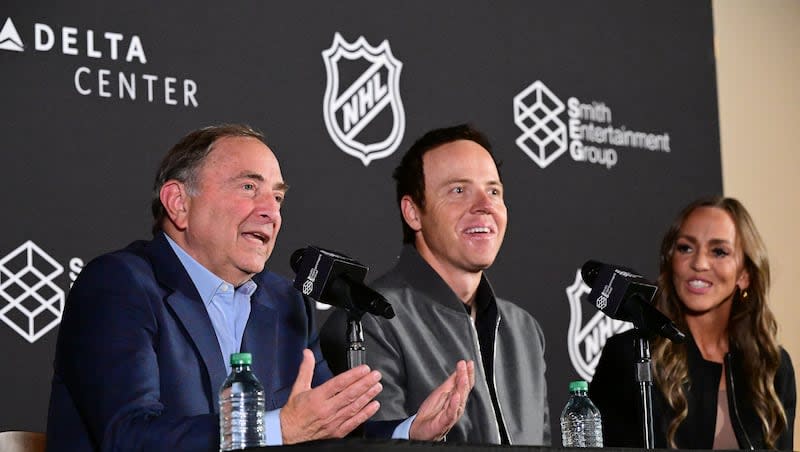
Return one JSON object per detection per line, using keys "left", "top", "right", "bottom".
{"left": 566, "top": 268, "right": 631, "bottom": 381}
{"left": 0, "top": 241, "right": 64, "bottom": 343}
{"left": 322, "top": 32, "right": 405, "bottom": 166}
{"left": 514, "top": 81, "right": 568, "bottom": 169}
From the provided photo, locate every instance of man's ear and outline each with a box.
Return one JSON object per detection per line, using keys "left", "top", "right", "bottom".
{"left": 159, "top": 180, "right": 190, "bottom": 230}
{"left": 400, "top": 195, "right": 422, "bottom": 233}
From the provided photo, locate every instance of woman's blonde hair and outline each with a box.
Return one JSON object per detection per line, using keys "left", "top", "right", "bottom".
{"left": 651, "top": 196, "right": 786, "bottom": 448}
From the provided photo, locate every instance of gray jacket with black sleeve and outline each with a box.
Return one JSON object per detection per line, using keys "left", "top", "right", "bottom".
{"left": 321, "top": 245, "right": 551, "bottom": 445}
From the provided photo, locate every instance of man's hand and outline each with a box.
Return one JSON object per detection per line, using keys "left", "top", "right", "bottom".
{"left": 280, "top": 349, "right": 382, "bottom": 444}
{"left": 409, "top": 360, "right": 475, "bottom": 441}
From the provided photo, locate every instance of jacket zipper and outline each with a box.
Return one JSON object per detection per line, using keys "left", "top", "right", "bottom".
{"left": 469, "top": 320, "right": 503, "bottom": 444}
{"left": 725, "top": 353, "right": 754, "bottom": 450}
{"left": 491, "top": 314, "right": 512, "bottom": 444}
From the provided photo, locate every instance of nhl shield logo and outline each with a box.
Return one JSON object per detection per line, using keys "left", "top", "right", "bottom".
{"left": 322, "top": 32, "right": 405, "bottom": 166}
{"left": 566, "top": 268, "right": 632, "bottom": 381}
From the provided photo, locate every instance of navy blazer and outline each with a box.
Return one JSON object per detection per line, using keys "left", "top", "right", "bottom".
{"left": 46, "top": 233, "right": 336, "bottom": 451}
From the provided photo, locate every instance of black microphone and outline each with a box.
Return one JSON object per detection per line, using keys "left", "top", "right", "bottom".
{"left": 290, "top": 246, "right": 395, "bottom": 319}
{"left": 580, "top": 260, "right": 685, "bottom": 343}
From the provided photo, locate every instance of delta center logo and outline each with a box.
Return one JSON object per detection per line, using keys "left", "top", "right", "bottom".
{"left": 565, "top": 268, "right": 632, "bottom": 381}
{"left": 513, "top": 80, "right": 672, "bottom": 170}
{"left": 0, "top": 17, "right": 199, "bottom": 107}
{"left": 322, "top": 32, "right": 405, "bottom": 166}
{"left": 0, "top": 241, "right": 84, "bottom": 343}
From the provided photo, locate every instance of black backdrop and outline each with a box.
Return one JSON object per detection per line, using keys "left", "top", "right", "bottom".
{"left": 0, "top": 0, "right": 720, "bottom": 436}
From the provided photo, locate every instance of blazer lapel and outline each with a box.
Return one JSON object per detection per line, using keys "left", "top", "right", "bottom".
{"left": 165, "top": 291, "right": 229, "bottom": 408}
{"left": 147, "top": 234, "right": 228, "bottom": 409}
{"left": 241, "top": 288, "right": 279, "bottom": 408}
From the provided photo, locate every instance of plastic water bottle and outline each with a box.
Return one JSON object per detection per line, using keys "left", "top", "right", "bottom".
{"left": 560, "top": 380, "right": 603, "bottom": 447}
{"left": 219, "top": 352, "right": 266, "bottom": 451}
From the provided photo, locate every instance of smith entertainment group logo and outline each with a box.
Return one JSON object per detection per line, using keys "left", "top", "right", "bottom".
{"left": 0, "top": 17, "right": 199, "bottom": 107}
{"left": 513, "top": 81, "right": 568, "bottom": 169}
{"left": 566, "top": 268, "right": 632, "bottom": 381}
{"left": 322, "top": 32, "right": 405, "bottom": 166}
{"left": 0, "top": 241, "right": 84, "bottom": 343}
{"left": 0, "top": 241, "right": 64, "bottom": 343}
{"left": 514, "top": 80, "right": 672, "bottom": 169}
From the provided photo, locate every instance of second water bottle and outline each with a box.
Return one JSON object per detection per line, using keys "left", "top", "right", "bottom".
{"left": 560, "top": 380, "right": 603, "bottom": 447}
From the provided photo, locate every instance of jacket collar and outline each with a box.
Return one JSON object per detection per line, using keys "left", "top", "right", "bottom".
{"left": 395, "top": 244, "right": 497, "bottom": 313}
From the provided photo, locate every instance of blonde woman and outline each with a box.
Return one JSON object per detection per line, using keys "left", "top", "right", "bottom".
{"left": 589, "top": 197, "right": 795, "bottom": 449}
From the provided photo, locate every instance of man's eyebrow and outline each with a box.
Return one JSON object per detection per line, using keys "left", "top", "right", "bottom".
{"left": 231, "top": 172, "right": 265, "bottom": 182}
{"left": 230, "top": 172, "right": 289, "bottom": 191}
{"left": 441, "top": 178, "right": 503, "bottom": 186}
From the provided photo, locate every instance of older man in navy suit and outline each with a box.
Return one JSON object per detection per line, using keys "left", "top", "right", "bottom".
{"left": 46, "top": 124, "right": 474, "bottom": 451}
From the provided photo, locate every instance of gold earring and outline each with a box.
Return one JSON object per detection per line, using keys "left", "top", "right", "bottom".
{"left": 741, "top": 289, "right": 749, "bottom": 301}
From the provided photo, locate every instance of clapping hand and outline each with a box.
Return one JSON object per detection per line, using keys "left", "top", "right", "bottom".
{"left": 280, "top": 349, "right": 383, "bottom": 444}
{"left": 409, "top": 360, "right": 475, "bottom": 441}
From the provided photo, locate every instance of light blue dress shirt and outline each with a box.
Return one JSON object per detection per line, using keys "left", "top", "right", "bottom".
{"left": 165, "top": 234, "right": 413, "bottom": 443}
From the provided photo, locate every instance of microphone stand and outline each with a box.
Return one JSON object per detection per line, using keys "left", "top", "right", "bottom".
{"left": 624, "top": 292, "right": 686, "bottom": 448}
{"left": 345, "top": 311, "right": 366, "bottom": 369}
{"left": 623, "top": 293, "right": 656, "bottom": 449}
{"left": 634, "top": 330, "right": 655, "bottom": 449}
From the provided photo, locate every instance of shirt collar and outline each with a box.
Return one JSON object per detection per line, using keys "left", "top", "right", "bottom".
{"left": 472, "top": 277, "right": 494, "bottom": 315}
{"left": 163, "top": 233, "right": 257, "bottom": 305}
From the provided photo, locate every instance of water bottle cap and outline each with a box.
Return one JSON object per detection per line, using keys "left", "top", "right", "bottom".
{"left": 230, "top": 352, "right": 253, "bottom": 365}
{"left": 568, "top": 380, "right": 588, "bottom": 392}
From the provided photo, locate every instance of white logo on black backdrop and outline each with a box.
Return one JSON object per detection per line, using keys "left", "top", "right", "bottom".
{"left": 0, "top": 241, "right": 84, "bottom": 343}
{"left": 565, "top": 268, "right": 631, "bottom": 381}
{"left": 0, "top": 241, "right": 64, "bottom": 343}
{"left": 0, "top": 18, "right": 24, "bottom": 52}
{"left": 513, "top": 81, "right": 568, "bottom": 169}
{"left": 322, "top": 32, "right": 405, "bottom": 166}
{"left": 514, "top": 80, "right": 672, "bottom": 169}
{"left": 0, "top": 17, "right": 199, "bottom": 107}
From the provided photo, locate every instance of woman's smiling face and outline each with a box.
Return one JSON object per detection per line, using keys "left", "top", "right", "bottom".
{"left": 671, "top": 206, "right": 750, "bottom": 317}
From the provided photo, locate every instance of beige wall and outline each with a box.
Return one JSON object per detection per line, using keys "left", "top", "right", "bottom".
{"left": 713, "top": 0, "right": 800, "bottom": 441}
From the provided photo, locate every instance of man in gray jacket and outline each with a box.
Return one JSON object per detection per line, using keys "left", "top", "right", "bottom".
{"left": 322, "top": 124, "right": 550, "bottom": 445}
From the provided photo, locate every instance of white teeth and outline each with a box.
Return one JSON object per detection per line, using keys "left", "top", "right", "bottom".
{"left": 246, "top": 232, "right": 265, "bottom": 243}
{"left": 465, "top": 227, "right": 490, "bottom": 234}
{"left": 689, "top": 280, "right": 710, "bottom": 288}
